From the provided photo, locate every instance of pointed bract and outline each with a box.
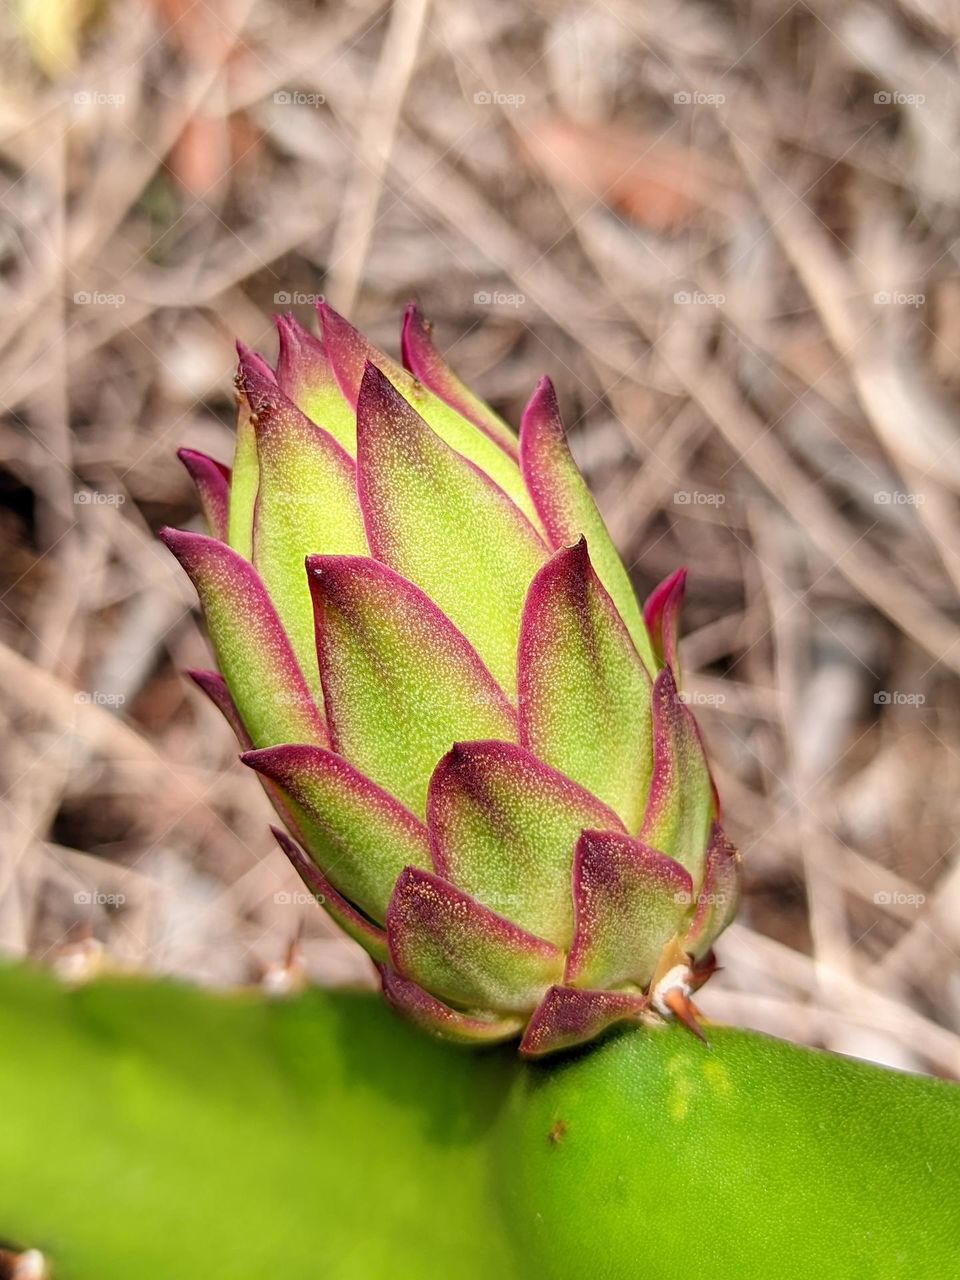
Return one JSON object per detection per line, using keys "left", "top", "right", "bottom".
{"left": 317, "top": 302, "right": 386, "bottom": 404}
{"left": 520, "top": 377, "right": 656, "bottom": 672}
{"left": 639, "top": 669, "right": 715, "bottom": 885}
{"left": 387, "top": 867, "right": 564, "bottom": 1013}
{"left": 400, "top": 303, "right": 519, "bottom": 458}
{"left": 177, "top": 449, "right": 230, "bottom": 541}
{"left": 227, "top": 343, "right": 275, "bottom": 558}
{"left": 271, "top": 826, "right": 388, "bottom": 962}
{"left": 246, "top": 374, "right": 367, "bottom": 698}
{"left": 187, "top": 673, "right": 345, "bottom": 867}
{"left": 244, "top": 744, "right": 430, "bottom": 924}
{"left": 357, "top": 363, "right": 547, "bottom": 695}
{"left": 566, "top": 830, "right": 692, "bottom": 989}
{"left": 644, "top": 568, "right": 686, "bottom": 676}
{"left": 309, "top": 554, "right": 516, "bottom": 817}
{"left": 275, "top": 314, "right": 357, "bottom": 454}
{"left": 321, "top": 302, "right": 539, "bottom": 522}
{"left": 684, "top": 822, "right": 742, "bottom": 960}
{"left": 186, "top": 668, "right": 250, "bottom": 746}
{"left": 519, "top": 985, "right": 647, "bottom": 1057}
{"left": 427, "top": 739, "right": 623, "bottom": 947}
{"left": 379, "top": 966, "right": 523, "bottom": 1044}
{"left": 518, "top": 539, "right": 653, "bottom": 832}
{"left": 161, "top": 528, "right": 327, "bottom": 750}
{"left": 237, "top": 342, "right": 276, "bottom": 388}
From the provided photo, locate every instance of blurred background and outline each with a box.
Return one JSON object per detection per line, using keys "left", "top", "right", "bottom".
{"left": 1, "top": 0, "right": 959, "bottom": 1078}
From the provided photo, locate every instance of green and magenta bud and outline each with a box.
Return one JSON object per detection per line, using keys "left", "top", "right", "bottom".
{"left": 162, "top": 304, "right": 741, "bottom": 1055}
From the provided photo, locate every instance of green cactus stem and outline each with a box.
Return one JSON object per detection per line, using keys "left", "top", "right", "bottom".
{"left": 498, "top": 1019, "right": 960, "bottom": 1278}
{"left": 0, "top": 964, "right": 957, "bottom": 1279}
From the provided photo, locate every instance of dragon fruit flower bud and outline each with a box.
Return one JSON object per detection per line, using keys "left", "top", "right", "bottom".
{"left": 162, "top": 303, "right": 741, "bottom": 1056}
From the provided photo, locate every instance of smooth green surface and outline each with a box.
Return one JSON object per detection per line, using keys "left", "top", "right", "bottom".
{"left": 499, "top": 1021, "right": 960, "bottom": 1279}
{"left": 0, "top": 966, "right": 519, "bottom": 1280}
{"left": 1, "top": 966, "right": 959, "bottom": 1279}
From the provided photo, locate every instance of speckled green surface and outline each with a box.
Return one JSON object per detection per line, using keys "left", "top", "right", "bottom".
{"left": 517, "top": 540, "right": 653, "bottom": 833}
{"left": 309, "top": 555, "right": 516, "bottom": 816}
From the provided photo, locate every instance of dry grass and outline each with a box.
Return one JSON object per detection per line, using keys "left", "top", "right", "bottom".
{"left": 2, "top": 0, "right": 960, "bottom": 1077}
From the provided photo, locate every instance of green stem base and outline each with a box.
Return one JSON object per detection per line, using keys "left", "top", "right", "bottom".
{"left": 498, "top": 1020, "right": 960, "bottom": 1278}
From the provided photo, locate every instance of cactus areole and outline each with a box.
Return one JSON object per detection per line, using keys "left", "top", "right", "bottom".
{"left": 162, "top": 303, "right": 742, "bottom": 1056}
